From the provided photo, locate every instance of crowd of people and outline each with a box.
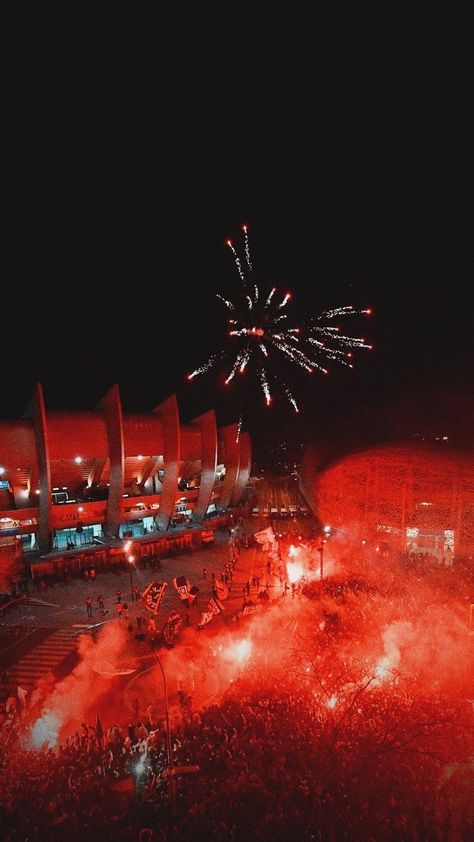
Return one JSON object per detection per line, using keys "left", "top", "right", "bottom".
{"left": 1, "top": 672, "right": 473, "bottom": 840}
{"left": 1, "top": 523, "right": 474, "bottom": 840}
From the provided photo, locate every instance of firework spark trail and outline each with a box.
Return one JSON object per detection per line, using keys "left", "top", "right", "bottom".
{"left": 216, "top": 293, "right": 236, "bottom": 313}
{"left": 188, "top": 354, "right": 219, "bottom": 380}
{"left": 236, "top": 415, "right": 243, "bottom": 442}
{"left": 226, "top": 240, "right": 245, "bottom": 283}
{"left": 187, "top": 224, "right": 372, "bottom": 412}
{"left": 285, "top": 386, "right": 299, "bottom": 412}
{"left": 260, "top": 367, "right": 271, "bottom": 405}
{"left": 265, "top": 287, "right": 276, "bottom": 307}
{"left": 243, "top": 224, "right": 253, "bottom": 271}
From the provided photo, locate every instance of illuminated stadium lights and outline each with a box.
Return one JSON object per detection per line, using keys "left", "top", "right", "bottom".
{"left": 74, "top": 456, "right": 82, "bottom": 464}
{"left": 0, "top": 467, "right": 4, "bottom": 475}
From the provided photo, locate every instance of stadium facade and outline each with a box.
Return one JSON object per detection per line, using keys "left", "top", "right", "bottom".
{"left": 0, "top": 384, "right": 251, "bottom": 559}
{"left": 311, "top": 444, "right": 474, "bottom": 560}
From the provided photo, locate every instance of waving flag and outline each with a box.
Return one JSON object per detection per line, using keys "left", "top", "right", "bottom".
{"left": 214, "top": 579, "right": 229, "bottom": 601}
{"left": 198, "top": 597, "right": 225, "bottom": 629}
{"left": 141, "top": 581, "right": 167, "bottom": 614}
{"left": 173, "top": 576, "right": 191, "bottom": 602}
{"left": 254, "top": 526, "right": 275, "bottom": 545}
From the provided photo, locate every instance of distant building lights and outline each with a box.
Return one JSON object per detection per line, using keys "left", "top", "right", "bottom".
{"left": 35, "top": 489, "right": 40, "bottom": 495}
{"left": 78, "top": 506, "right": 84, "bottom": 513}
{"left": 0, "top": 467, "right": 4, "bottom": 475}
{"left": 74, "top": 456, "right": 82, "bottom": 464}
{"left": 137, "top": 455, "right": 144, "bottom": 460}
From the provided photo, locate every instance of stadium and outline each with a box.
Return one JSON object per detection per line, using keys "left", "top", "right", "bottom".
{"left": 0, "top": 383, "right": 251, "bottom": 572}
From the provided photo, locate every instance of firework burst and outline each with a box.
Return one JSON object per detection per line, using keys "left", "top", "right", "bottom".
{"left": 187, "top": 225, "right": 372, "bottom": 425}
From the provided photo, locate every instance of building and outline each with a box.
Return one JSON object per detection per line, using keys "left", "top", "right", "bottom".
{"left": 308, "top": 444, "right": 474, "bottom": 559}
{"left": 0, "top": 384, "right": 251, "bottom": 558}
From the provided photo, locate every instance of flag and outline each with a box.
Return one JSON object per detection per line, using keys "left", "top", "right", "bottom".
{"left": 162, "top": 610, "right": 182, "bottom": 645}
{"left": 95, "top": 713, "right": 104, "bottom": 742}
{"left": 141, "top": 581, "right": 167, "bottom": 614}
{"left": 254, "top": 526, "right": 275, "bottom": 545}
{"left": 198, "top": 598, "right": 224, "bottom": 629}
{"left": 208, "top": 597, "right": 224, "bottom": 615}
{"left": 198, "top": 611, "right": 214, "bottom": 628}
{"left": 173, "top": 576, "right": 191, "bottom": 601}
{"left": 188, "top": 585, "right": 199, "bottom": 603}
{"left": 214, "top": 580, "right": 229, "bottom": 601}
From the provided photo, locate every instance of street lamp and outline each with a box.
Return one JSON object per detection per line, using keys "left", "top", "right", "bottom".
{"left": 127, "top": 554, "right": 135, "bottom": 599}
{"left": 317, "top": 539, "right": 326, "bottom": 581}
{"left": 150, "top": 647, "right": 176, "bottom": 812}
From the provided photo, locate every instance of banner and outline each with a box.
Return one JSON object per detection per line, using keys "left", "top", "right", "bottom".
{"left": 198, "top": 611, "right": 214, "bottom": 628}
{"left": 214, "top": 580, "right": 229, "bottom": 601}
{"left": 141, "top": 581, "right": 167, "bottom": 614}
{"left": 208, "top": 597, "right": 225, "bottom": 615}
{"left": 198, "top": 597, "right": 224, "bottom": 629}
{"left": 173, "top": 576, "right": 191, "bottom": 602}
{"left": 162, "top": 610, "right": 182, "bottom": 645}
{"left": 254, "top": 525, "right": 275, "bottom": 545}
{"left": 188, "top": 585, "right": 199, "bottom": 603}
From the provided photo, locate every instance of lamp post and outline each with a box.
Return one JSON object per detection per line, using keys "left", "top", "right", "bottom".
{"left": 317, "top": 539, "right": 325, "bottom": 581}
{"left": 124, "top": 540, "right": 134, "bottom": 600}
{"left": 127, "top": 555, "right": 135, "bottom": 600}
{"left": 150, "top": 647, "right": 176, "bottom": 812}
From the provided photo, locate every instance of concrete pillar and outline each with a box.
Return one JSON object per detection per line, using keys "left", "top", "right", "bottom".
{"left": 191, "top": 410, "right": 218, "bottom": 523}
{"left": 217, "top": 423, "right": 240, "bottom": 512}
{"left": 153, "top": 394, "right": 180, "bottom": 531}
{"left": 24, "top": 383, "right": 52, "bottom": 554}
{"left": 98, "top": 385, "right": 125, "bottom": 540}
{"left": 231, "top": 430, "right": 252, "bottom": 506}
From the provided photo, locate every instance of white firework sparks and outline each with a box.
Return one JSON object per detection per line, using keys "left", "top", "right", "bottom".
{"left": 187, "top": 225, "right": 373, "bottom": 411}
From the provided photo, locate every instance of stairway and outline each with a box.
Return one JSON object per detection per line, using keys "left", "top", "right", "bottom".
{"left": 6, "top": 624, "right": 96, "bottom": 695}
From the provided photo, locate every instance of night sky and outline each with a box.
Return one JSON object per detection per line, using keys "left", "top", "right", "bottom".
{"left": 2, "top": 190, "right": 473, "bottom": 460}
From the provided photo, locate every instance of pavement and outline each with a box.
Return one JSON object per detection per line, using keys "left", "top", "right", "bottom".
{"left": 0, "top": 530, "right": 264, "bottom": 632}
